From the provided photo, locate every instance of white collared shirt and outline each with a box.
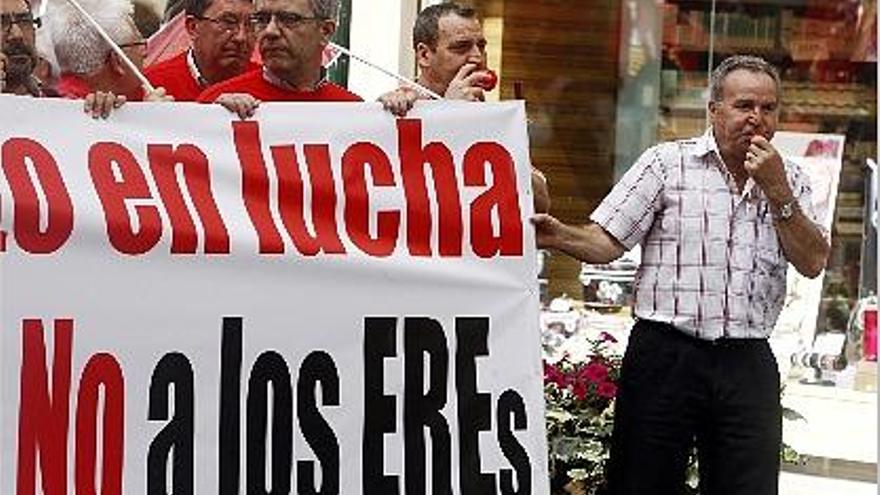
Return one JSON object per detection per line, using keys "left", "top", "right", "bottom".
{"left": 591, "top": 129, "right": 824, "bottom": 340}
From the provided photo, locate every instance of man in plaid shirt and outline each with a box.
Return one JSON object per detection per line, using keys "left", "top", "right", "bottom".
{"left": 534, "top": 55, "right": 829, "bottom": 495}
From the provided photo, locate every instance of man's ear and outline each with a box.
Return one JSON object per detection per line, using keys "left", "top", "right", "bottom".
{"left": 320, "top": 20, "right": 337, "bottom": 44}
{"left": 109, "top": 52, "right": 128, "bottom": 76}
{"left": 415, "top": 42, "right": 433, "bottom": 71}
{"left": 185, "top": 15, "right": 199, "bottom": 40}
{"left": 108, "top": 52, "right": 122, "bottom": 75}
{"left": 707, "top": 99, "right": 718, "bottom": 121}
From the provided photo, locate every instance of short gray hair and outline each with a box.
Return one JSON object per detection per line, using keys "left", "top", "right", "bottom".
{"left": 49, "top": 0, "right": 138, "bottom": 75}
{"left": 413, "top": 2, "right": 477, "bottom": 49}
{"left": 710, "top": 55, "right": 781, "bottom": 102}
{"left": 309, "top": 0, "right": 339, "bottom": 20}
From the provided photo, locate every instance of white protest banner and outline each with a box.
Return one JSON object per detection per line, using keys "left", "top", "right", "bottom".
{"left": 0, "top": 96, "right": 548, "bottom": 494}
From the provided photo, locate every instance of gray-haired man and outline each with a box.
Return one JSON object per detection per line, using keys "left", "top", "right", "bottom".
{"left": 533, "top": 55, "right": 829, "bottom": 494}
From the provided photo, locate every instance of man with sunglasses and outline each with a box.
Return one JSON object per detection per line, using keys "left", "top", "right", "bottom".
{"left": 197, "top": 0, "right": 360, "bottom": 117}
{"left": 145, "top": 0, "right": 258, "bottom": 101}
{"left": 1, "top": 0, "right": 42, "bottom": 96}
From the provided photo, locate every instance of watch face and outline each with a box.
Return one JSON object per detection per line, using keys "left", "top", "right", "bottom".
{"left": 780, "top": 202, "right": 794, "bottom": 219}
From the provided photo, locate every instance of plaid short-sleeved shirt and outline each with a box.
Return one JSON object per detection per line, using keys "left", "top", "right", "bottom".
{"left": 591, "top": 129, "right": 824, "bottom": 340}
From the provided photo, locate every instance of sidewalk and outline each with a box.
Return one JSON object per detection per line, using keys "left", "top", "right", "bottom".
{"left": 780, "top": 377, "right": 877, "bottom": 493}
{"left": 780, "top": 472, "right": 877, "bottom": 495}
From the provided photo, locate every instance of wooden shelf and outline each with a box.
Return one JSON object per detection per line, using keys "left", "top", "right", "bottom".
{"left": 668, "top": 0, "right": 849, "bottom": 11}
{"left": 666, "top": 47, "right": 871, "bottom": 66}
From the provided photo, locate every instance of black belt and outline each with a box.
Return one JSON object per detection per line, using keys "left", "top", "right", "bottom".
{"left": 638, "top": 318, "right": 766, "bottom": 348}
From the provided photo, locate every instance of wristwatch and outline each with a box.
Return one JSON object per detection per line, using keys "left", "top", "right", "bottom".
{"left": 776, "top": 199, "right": 797, "bottom": 221}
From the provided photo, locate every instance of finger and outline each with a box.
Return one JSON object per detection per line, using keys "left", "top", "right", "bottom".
{"left": 381, "top": 96, "right": 402, "bottom": 115}
{"left": 113, "top": 95, "right": 128, "bottom": 108}
{"left": 245, "top": 99, "right": 259, "bottom": 118}
{"left": 466, "top": 87, "right": 485, "bottom": 102}
{"left": 530, "top": 213, "right": 552, "bottom": 225}
{"left": 84, "top": 93, "right": 96, "bottom": 115}
{"left": 92, "top": 92, "right": 107, "bottom": 119}
{"left": 94, "top": 98, "right": 106, "bottom": 119}
{"left": 236, "top": 101, "right": 250, "bottom": 120}
{"left": 747, "top": 144, "right": 767, "bottom": 162}
{"left": 453, "top": 62, "right": 478, "bottom": 82}
{"left": 750, "top": 134, "right": 774, "bottom": 151}
{"left": 240, "top": 98, "right": 257, "bottom": 119}
{"left": 398, "top": 96, "right": 416, "bottom": 116}
{"left": 102, "top": 92, "right": 118, "bottom": 118}
{"left": 218, "top": 96, "right": 240, "bottom": 115}
{"left": 389, "top": 99, "right": 408, "bottom": 117}
{"left": 461, "top": 69, "right": 489, "bottom": 87}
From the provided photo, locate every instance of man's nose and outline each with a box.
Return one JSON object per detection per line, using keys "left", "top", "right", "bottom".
{"left": 747, "top": 106, "right": 764, "bottom": 122}
{"left": 263, "top": 15, "right": 281, "bottom": 36}
{"left": 231, "top": 21, "right": 251, "bottom": 42}
{"left": 466, "top": 53, "right": 484, "bottom": 68}
{"left": 5, "top": 22, "right": 25, "bottom": 40}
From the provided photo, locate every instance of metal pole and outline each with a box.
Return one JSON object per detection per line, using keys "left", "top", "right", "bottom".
{"left": 62, "top": 0, "right": 155, "bottom": 92}
{"left": 329, "top": 41, "right": 443, "bottom": 100}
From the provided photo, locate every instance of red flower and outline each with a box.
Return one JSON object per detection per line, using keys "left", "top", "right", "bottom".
{"left": 599, "top": 331, "right": 618, "bottom": 343}
{"left": 572, "top": 379, "right": 588, "bottom": 400}
{"left": 581, "top": 361, "right": 609, "bottom": 384}
{"left": 544, "top": 362, "right": 568, "bottom": 388}
{"left": 597, "top": 381, "right": 618, "bottom": 399}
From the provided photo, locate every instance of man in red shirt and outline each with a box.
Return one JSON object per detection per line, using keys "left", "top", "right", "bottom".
{"left": 197, "top": 0, "right": 360, "bottom": 117}
{"left": 145, "top": 0, "right": 258, "bottom": 101}
{"left": 47, "top": 0, "right": 171, "bottom": 117}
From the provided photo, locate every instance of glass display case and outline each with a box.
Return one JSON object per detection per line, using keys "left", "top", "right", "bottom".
{"left": 616, "top": 0, "right": 877, "bottom": 334}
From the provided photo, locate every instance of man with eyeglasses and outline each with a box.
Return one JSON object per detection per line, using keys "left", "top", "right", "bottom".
{"left": 145, "top": 0, "right": 258, "bottom": 101}
{"left": 197, "top": 0, "right": 360, "bottom": 117}
{"left": 1, "top": 0, "right": 42, "bottom": 96}
{"left": 47, "top": 0, "right": 171, "bottom": 117}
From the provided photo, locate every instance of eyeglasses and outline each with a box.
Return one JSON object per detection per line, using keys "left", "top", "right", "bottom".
{"left": 119, "top": 40, "right": 147, "bottom": 51}
{"left": 247, "top": 11, "right": 323, "bottom": 32}
{"left": 193, "top": 14, "right": 250, "bottom": 34}
{"left": 1, "top": 13, "right": 41, "bottom": 34}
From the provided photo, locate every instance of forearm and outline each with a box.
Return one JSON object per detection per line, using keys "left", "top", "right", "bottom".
{"left": 549, "top": 222, "right": 625, "bottom": 264}
{"left": 774, "top": 210, "right": 829, "bottom": 278}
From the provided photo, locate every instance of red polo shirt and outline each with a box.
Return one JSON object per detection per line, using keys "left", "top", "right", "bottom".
{"left": 55, "top": 74, "right": 92, "bottom": 99}
{"left": 56, "top": 74, "right": 145, "bottom": 101}
{"left": 145, "top": 51, "right": 260, "bottom": 102}
{"left": 196, "top": 68, "right": 362, "bottom": 103}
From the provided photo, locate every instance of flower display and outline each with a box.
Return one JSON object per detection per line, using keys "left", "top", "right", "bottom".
{"left": 544, "top": 333, "right": 622, "bottom": 494}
